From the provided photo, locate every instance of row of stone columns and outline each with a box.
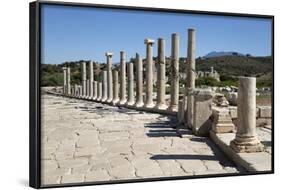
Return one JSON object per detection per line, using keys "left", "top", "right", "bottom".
{"left": 62, "top": 28, "right": 263, "bottom": 153}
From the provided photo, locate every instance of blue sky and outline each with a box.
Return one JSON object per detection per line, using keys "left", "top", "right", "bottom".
{"left": 41, "top": 4, "right": 272, "bottom": 64}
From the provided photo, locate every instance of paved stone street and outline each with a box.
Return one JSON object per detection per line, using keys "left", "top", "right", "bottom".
{"left": 41, "top": 93, "right": 243, "bottom": 185}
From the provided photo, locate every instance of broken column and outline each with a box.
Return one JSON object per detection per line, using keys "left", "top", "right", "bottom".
{"left": 106, "top": 52, "right": 113, "bottom": 103}
{"left": 101, "top": 71, "right": 108, "bottom": 102}
{"left": 89, "top": 61, "right": 94, "bottom": 98}
{"left": 81, "top": 61, "right": 87, "bottom": 98}
{"left": 67, "top": 67, "right": 71, "bottom": 95}
{"left": 134, "top": 53, "right": 144, "bottom": 107}
{"left": 112, "top": 70, "right": 119, "bottom": 105}
{"left": 126, "top": 62, "right": 135, "bottom": 106}
{"left": 168, "top": 33, "right": 179, "bottom": 112}
{"left": 119, "top": 51, "right": 127, "bottom": 105}
{"left": 62, "top": 67, "right": 67, "bottom": 94}
{"left": 155, "top": 38, "right": 167, "bottom": 110}
{"left": 186, "top": 28, "right": 196, "bottom": 128}
{"left": 144, "top": 38, "right": 155, "bottom": 108}
{"left": 230, "top": 77, "right": 263, "bottom": 152}
{"left": 93, "top": 81, "right": 98, "bottom": 100}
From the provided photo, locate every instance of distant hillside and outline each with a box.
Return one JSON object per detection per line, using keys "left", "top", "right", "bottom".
{"left": 203, "top": 51, "right": 246, "bottom": 58}
{"left": 194, "top": 55, "right": 272, "bottom": 77}
{"left": 41, "top": 55, "right": 272, "bottom": 88}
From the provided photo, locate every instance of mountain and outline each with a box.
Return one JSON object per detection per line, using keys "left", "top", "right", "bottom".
{"left": 203, "top": 51, "right": 246, "bottom": 58}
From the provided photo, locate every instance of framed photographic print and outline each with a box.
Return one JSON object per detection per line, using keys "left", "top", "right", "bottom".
{"left": 29, "top": 0, "right": 274, "bottom": 188}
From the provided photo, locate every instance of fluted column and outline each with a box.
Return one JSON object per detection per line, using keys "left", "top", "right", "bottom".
{"left": 155, "top": 38, "right": 167, "bottom": 110}
{"left": 89, "top": 61, "right": 94, "bottom": 98}
{"left": 101, "top": 71, "right": 108, "bottom": 102}
{"left": 230, "top": 77, "right": 263, "bottom": 152}
{"left": 62, "top": 67, "right": 67, "bottom": 94}
{"left": 126, "top": 62, "right": 135, "bottom": 106}
{"left": 93, "top": 81, "right": 98, "bottom": 100}
{"left": 168, "top": 33, "right": 179, "bottom": 111}
{"left": 135, "top": 53, "right": 144, "bottom": 107}
{"left": 105, "top": 52, "right": 113, "bottom": 103}
{"left": 119, "top": 51, "right": 127, "bottom": 105}
{"left": 112, "top": 70, "right": 119, "bottom": 104}
{"left": 144, "top": 39, "right": 155, "bottom": 108}
{"left": 81, "top": 62, "right": 87, "bottom": 98}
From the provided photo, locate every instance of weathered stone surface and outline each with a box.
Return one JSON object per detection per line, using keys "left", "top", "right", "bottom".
{"left": 259, "top": 106, "right": 272, "bottom": 118}
{"left": 41, "top": 94, "right": 242, "bottom": 185}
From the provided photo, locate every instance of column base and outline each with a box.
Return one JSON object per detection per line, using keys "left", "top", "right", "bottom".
{"left": 144, "top": 102, "right": 155, "bottom": 109}
{"left": 101, "top": 98, "right": 107, "bottom": 102}
{"left": 230, "top": 136, "right": 264, "bottom": 153}
{"left": 155, "top": 104, "right": 168, "bottom": 110}
{"left": 118, "top": 99, "right": 127, "bottom": 105}
{"left": 126, "top": 101, "right": 135, "bottom": 106}
{"left": 111, "top": 99, "right": 119, "bottom": 105}
{"left": 134, "top": 102, "right": 144, "bottom": 108}
{"left": 106, "top": 98, "right": 113, "bottom": 103}
{"left": 168, "top": 105, "right": 178, "bottom": 112}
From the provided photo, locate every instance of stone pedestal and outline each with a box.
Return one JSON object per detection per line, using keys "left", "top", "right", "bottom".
{"left": 191, "top": 89, "right": 214, "bottom": 136}
{"left": 230, "top": 77, "right": 263, "bottom": 153}
{"left": 89, "top": 61, "right": 94, "bottom": 98}
{"left": 126, "top": 62, "right": 135, "bottom": 106}
{"left": 119, "top": 51, "right": 127, "bottom": 105}
{"left": 144, "top": 38, "right": 155, "bottom": 108}
{"left": 212, "top": 107, "right": 235, "bottom": 133}
{"left": 134, "top": 53, "right": 144, "bottom": 107}
{"left": 93, "top": 81, "right": 98, "bottom": 100}
{"left": 168, "top": 33, "right": 179, "bottom": 112}
{"left": 81, "top": 62, "right": 87, "bottom": 98}
{"left": 101, "top": 71, "right": 108, "bottom": 102}
{"left": 112, "top": 70, "right": 119, "bottom": 105}
{"left": 155, "top": 38, "right": 167, "bottom": 110}
{"left": 106, "top": 52, "right": 113, "bottom": 103}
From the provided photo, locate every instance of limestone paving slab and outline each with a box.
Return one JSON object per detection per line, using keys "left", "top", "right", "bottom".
{"left": 41, "top": 94, "right": 243, "bottom": 186}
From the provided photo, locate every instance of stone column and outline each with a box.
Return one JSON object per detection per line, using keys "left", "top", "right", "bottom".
{"left": 126, "top": 62, "right": 135, "bottom": 106}
{"left": 134, "top": 53, "right": 144, "bottom": 107}
{"left": 230, "top": 77, "right": 263, "bottom": 152}
{"left": 81, "top": 62, "right": 87, "bottom": 98}
{"left": 101, "top": 71, "right": 108, "bottom": 102}
{"left": 144, "top": 39, "right": 155, "bottom": 108}
{"left": 155, "top": 38, "right": 167, "bottom": 110}
{"left": 168, "top": 33, "right": 179, "bottom": 111}
{"left": 62, "top": 67, "right": 67, "bottom": 94}
{"left": 106, "top": 52, "right": 113, "bottom": 103}
{"left": 97, "top": 82, "right": 102, "bottom": 101}
{"left": 187, "top": 28, "right": 196, "bottom": 89}
{"left": 186, "top": 29, "right": 196, "bottom": 128}
{"left": 67, "top": 67, "right": 71, "bottom": 95}
{"left": 112, "top": 70, "right": 119, "bottom": 105}
{"left": 210, "top": 66, "right": 214, "bottom": 74}
{"left": 119, "top": 51, "right": 127, "bottom": 105}
{"left": 93, "top": 81, "right": 98, "bottom": 100}
{"left": 89, "top": 61, "right": 94, "bottom": 98}
{"left": 86, "top": 79, "right": 90, "bottom": 98}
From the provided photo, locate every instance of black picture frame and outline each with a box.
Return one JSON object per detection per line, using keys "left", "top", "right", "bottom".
{"left": 29, "top": 1, "right": 274, "bottom": 188}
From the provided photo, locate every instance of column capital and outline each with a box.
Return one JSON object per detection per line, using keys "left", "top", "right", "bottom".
{"left": 105, "top": 52, "right": 114, "bottom": 57}
{"left": 144, "top": 38, "right": 155, "bottom": 44}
